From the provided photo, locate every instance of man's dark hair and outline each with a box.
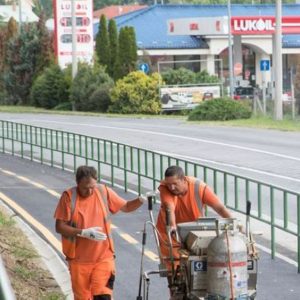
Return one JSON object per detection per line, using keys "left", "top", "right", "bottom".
{"left": 76, "top": 166, "right": 97, "bottom": 183}
{"left": 165, "top": 166, "right": 185, "bottom": 179}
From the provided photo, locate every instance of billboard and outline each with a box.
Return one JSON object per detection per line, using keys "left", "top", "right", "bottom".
{"left": 160, "top": 85, "right": 221, "bottom": 111}
{"left": 53, "top": 0, "right": 94, "bottom": 69}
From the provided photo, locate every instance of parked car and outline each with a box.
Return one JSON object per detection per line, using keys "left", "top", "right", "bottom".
{"left": 234, "top": 86, "right": 254, "bottom": 100}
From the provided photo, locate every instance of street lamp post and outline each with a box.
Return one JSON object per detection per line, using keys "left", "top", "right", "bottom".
{"left": 71, "top": 0, "right": 78, "bottom": 79}
{"left": 227, "top": 0, "right": 234, "bottom": 98}
{"left": 274, "top": 0, "right": 283, "bottom": 120}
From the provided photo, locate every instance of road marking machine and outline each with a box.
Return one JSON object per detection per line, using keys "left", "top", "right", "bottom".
{"left": 136, "top": 195, "right": 258, "bottom": 300}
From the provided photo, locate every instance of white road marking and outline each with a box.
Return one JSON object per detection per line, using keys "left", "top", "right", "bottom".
{"left": 17, "top": 119, "right": 300, "bottom": 162}
{"left": 0, "top": 167, "right": 159, "bottom": 261}
{"left": 0, "top": 191, "right": 62, "bottom": 253}
{"left": 157, "top": 151, "right": 300, "bottom": 185}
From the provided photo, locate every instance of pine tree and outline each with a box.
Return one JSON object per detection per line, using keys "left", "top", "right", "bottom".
{"left": 0, "top": 18, "right": 18, "bottom": 93}
{"left": 35, "top": 12, "right": 54, "bottom": 76}
{"left": 127, "top": 27, "right": 137, "bottom": 72}
{"left": 116, "top": 27, "right": 129, "bottom": 79}
{"left": 108, "top": 19, "right": 118, "bottom": 78}
{"left": 115, "top": 26, "right": 138, "bottom": 80}
{"left": 95, "top": 15, "right": 110, "bottom": 72}
{"left": 3, "top": 24, "right": 41, "bottom": 104}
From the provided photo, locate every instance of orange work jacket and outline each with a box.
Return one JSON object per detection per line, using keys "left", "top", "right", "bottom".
{"left": 156, "top": 177, "right": 208, "bottom": 262}
{"left": 61, "top": 185, "right": 114, "bottom": 260}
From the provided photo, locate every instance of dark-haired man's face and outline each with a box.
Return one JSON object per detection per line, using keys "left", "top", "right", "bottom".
{"left": 77, "top": 177, "right": 97, "bottom": 198}
{"left": 165, "top": 176, "right": 187, "bottom": 196}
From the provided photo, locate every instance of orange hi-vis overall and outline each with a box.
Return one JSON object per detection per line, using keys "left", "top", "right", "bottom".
{"left": 61, "top": 185, "right": 114, "bottom": 260}
{"left": 54, "top": 184, "right": 126, "bottom": 300}
{"left": 156, "top": 176, "right": 220, "bottom": 266}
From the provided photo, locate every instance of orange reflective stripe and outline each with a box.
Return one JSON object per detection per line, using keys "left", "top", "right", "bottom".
{"left": 194, "top": 179, "right": 203, "bottom": 215}
{"left": 61, "top": 187, "right": 77, "bottom": 259}
{"left": 96, "top": 185, "right": 115, "bottom": 253}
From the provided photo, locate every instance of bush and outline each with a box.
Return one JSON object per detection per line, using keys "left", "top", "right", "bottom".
{"left": 53, "top": 102, "right": 73, "bottom": 111}
{"left": 188, "top": 98, "right": 252, "bottom": 121}
{"left": 30, "top": 64, "right": 69, "bottom": 109}
{"left": 108, "top": 71, "right": 161, "bottom": 114}
{"left": 161, "top": 68, "right": 220, "bottom": 85}
{"left": 70, "top": 63, "right": 114, "bottom": 112}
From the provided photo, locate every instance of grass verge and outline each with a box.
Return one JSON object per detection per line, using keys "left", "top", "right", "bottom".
{"left": 0, "top": 208, "right": 65, "bottom": 300}
{"left": 0, "top": 105, "right": 300, "bottom": 131}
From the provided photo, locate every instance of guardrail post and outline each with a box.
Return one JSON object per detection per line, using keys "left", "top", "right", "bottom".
{"left": 270, "top": 187, "right": 275, "bottom": 259}
{"left": 138, "top": 149, "right": 141, "bottom": 195}
{"left": 224, "top": 173, "right": 228, "bottom": 206}
{"left": 111, "top": 142, "right": 114, "bottom": 187}
{"left": 124, "top": 146, "right": 127, "bottom": 192}
{"left": 234, "top": 177, "right": 239, "bottom": 210}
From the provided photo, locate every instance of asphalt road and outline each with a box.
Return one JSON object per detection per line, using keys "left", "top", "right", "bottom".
{"left": 1, "top": 113, "right": 300, "bottom": 191}
{"left": 0, "top": 153, "right": 299, "bottom": 300}
{"left": 1, "top": 113, "right": 300, "bottom": 298}
{"left": 1, "top": 114, "right": 299, "bottom": 235}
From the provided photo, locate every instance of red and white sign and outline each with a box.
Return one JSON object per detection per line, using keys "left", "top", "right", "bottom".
{"left": 168, "top": 17, "right": 229, "bottom": 36}
{"left": 231, "top": 16, "right": 300, "bottom": 35}
{"left": 53, "top": 0, "right": 94, "bottom": 69}
{"left": 168, "top": 16, "right": 300, "bottom": 36}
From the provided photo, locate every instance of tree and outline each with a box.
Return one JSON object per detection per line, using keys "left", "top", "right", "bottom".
{"left": 30, "top": 63, "right": 69, "bottom": 109}
{"left": 70, "top": 63, "right": 114, "bottom": 112}
{"left": 109, "top": 71, "right": 161, "bottom": 114}
{"left": 6, "top": 17, "right": 18, "bottom": 39}
{"left": 114, "top": 26, "right": 138, "bottom": 80}
{"left": 35, "top": 12, "right": 54, "bottom": 76}
{"left": 0, "top": 18, "right": 18, "bottom": 100}
{"left": 94, "top": 0, "right": 121, "bottom": 11}
{"left": 108, "top": 19, "right": 118, "bottom": 78}
{"left": 96, "top": 15, "right": 110, "bottom": 71}
{"left": 294, "top": 64, "right": 300, "bottom": 114}
{"left": 127, "top": 27, "right": 137, "bottom": 70}
{"left": 3, "top": 24, "right": 44, "bottom": 104}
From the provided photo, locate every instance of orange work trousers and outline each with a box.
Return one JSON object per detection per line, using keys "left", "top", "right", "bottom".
{"left": 68, "top": 257, "right": 115, "bottom": 300}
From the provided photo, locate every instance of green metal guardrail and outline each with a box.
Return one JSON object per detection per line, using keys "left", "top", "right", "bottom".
{"left": 0, "top": 120, "right": 299, "bottom": 273}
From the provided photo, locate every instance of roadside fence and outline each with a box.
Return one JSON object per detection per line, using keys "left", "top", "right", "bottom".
{"left": 0, "top": 120, "right": 299, "bottom": 273}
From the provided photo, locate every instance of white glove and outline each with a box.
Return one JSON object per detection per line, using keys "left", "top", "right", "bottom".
{"left": 139, "top": 195, "right": 146, "bottom": 204}
{"left": 80, "top": 227, "right": 107, "bottom": 241}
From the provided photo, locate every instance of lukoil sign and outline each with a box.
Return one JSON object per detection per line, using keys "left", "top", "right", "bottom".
{"left": 168, "top": 16, "right": 300, "bottom": 36}
{"left": 232, "top": 18, "right": 274, "bottom": 33}
{"left": 231, "top": 16, "right": 300, "bottom": 35}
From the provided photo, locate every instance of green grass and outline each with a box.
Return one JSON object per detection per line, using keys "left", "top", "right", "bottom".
{"left": 12, "top": 245, "right": 39, "bottom": 260}
{"left": 41, "top": 293, "right": 67, "bottom": 300}
{"left": 188, "top": 115, "right": 300, "bottom": 131}
{"left": 14, "top": 265, "right": 38, "bottom": 280}
{"left": 0, "top": 105, "right": 185, "bottom": 119}
{"left": 1, "top": 105, "right": 300, "bottom": 131}
{"left": 0, "top": 211, "right": 15, "bottom": 226}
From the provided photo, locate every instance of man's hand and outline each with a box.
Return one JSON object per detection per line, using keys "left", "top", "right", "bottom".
{"left": 79, "top": 227, "right": 107, "bottom": 241}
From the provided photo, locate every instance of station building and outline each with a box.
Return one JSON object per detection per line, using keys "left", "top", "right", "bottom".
{"left": 94, "top": 4, "right": 300, "bottom": 92}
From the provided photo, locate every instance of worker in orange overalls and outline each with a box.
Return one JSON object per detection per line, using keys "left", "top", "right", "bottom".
{"left": 156, "top": 165, "right": 232, "bottom": 273}
{"left": 54, "top": 165, "right": 144, "bottom": 300}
